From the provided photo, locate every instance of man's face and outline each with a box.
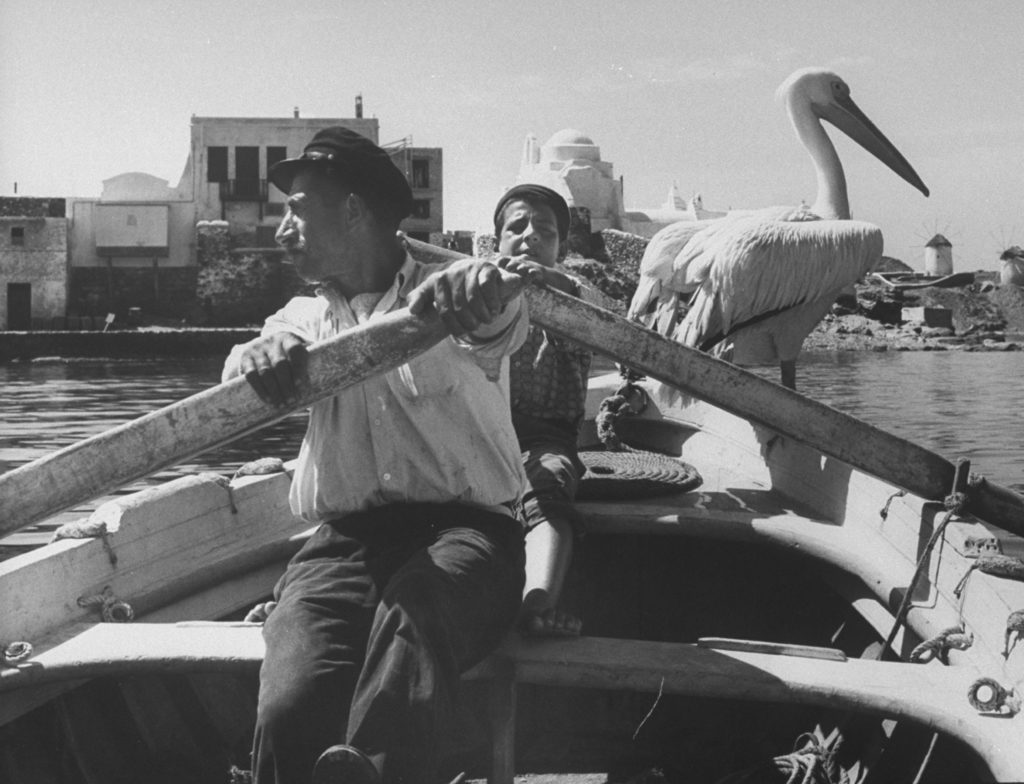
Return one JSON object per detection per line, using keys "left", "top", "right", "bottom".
{"left": 275, "top": 169, "right": 351, "bottom": 283}
{"left": 496, "top": 199, "right": 561, "bottom": 268}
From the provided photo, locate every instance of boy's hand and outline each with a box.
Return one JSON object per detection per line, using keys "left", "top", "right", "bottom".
{"left": 496, "top": 254, "right": 546, "bottom": 284}
{"left": 498, "top": 255, "right": 579, "bottom": 296}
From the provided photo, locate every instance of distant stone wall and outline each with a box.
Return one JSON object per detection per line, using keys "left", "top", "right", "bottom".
{"left": 0, "top": 216, "right": 68, "bottom": 327}
{"left": 0, "top": 197, "right": 65, "bottom": 218}
{"left": 0, "top": 328, "right": 258, "bottom": 363}
{"left": 195, "top": 222, "right": 308, "bottom": 326}
{"left": 69, "top": 266, "right": 198, "bottom": 323}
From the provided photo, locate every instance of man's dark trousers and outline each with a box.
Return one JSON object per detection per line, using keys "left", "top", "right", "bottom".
{"left": 251, "top": 502, "right": 526, "bottom": 784}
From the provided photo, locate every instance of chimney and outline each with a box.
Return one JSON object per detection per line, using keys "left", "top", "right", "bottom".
{"left": 293, "top": 107, "right": 300, "bottom": 118}
{"left": 355, "top": 94, "right": 363, "bottom": 119}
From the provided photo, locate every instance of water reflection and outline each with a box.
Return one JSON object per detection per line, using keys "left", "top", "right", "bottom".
{"left": 1, "top": 358, "right": 309, "bottom": 539}
{"left": 791, "top": 350, "right": 1024, "bottom": 493}
{"left": 2, "top": 351, "right": 1023, "bottom": 546}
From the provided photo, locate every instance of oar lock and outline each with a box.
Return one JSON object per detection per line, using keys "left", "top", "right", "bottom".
{"left": 77, "top": 586, "right": 135, "bottom": 623}
{"left": 967, "top": 677, "right": 1020, "bottom": 716}
{"left": 1, "top": 640, "right": 33, "bottom": 667}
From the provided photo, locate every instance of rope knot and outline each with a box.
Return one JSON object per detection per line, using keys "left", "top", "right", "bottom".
{"left": 1004, "top": 609, "right": 1024, "bottom": 659}
{"left": 909, "top": 625, "right": 973, "bottom": 664}
{"left": 78, "top": 586, "right": 135, "bottom": 623}
{"left": 52, "top": 517, "right": 117, "bottom": 566}
{"left": 943, "top": 491, "right": 967, "bottom": 513}
{"left": 596, "top": 381, "right": 648, "bottom": 451}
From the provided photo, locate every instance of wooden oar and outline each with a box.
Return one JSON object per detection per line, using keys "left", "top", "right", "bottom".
{"left": 520, "top": 285, "right": 1024, "bottom": 536}
{"left": 0, "top": 305, "right": 456, "bottom": 537}
{"left": 408, "top": 237, "right": 1024, "bottom": 536}
{"left": 3, "top": 241, "right": 1023, "bottom": 538}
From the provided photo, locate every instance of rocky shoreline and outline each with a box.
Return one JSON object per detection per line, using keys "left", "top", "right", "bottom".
{"left": 561, "top": 228, "right": 1024, "bottom": 354}
{"left": 804, "top": 277, "right": 1024, "bottom": 352}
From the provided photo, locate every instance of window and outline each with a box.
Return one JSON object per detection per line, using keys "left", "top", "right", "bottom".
{"left": 411, "top": 199, "right": 431, "bottom": 219}
{"left": 412, "top": 158, "right": 430, "bottom": 188}
{"left": 208, "top": 147, "right": 228, "bottom": 183}
{"left": 236, "top": 147, "right": 259, "bottom": 181}
{"left": 267, "top": 146, "right": 287, "bottom": 173}
{"left": 11, "top": 226, "right": 24, "bottom": 246}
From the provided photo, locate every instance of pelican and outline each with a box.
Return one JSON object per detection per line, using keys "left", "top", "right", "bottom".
{"left": 628, "top": 68, "right": 929, "bottom": 389}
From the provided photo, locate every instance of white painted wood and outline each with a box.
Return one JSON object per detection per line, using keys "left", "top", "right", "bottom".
{"left": 6, "top": 623, "right": 1022, "bottom": 781}
{"left": 0, "top": 469, "right": 309, "bottom": 646}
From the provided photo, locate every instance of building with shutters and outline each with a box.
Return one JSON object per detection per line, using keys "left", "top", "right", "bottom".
{"left": 54, "top": 100, "right": 443, "bottom": 325}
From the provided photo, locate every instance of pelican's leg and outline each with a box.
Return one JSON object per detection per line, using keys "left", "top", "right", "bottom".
{"left": 780, "top": 360, "right": 797, "bottom": 390}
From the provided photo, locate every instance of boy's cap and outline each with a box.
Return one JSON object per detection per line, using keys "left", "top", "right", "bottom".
{"left": 269, "top": 127, "right": 413, "bottom": 219}
{"left": 493, "top": 183, "right": 571, "bottom": 241}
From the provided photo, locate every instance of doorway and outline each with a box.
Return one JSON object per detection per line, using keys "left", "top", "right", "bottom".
{"left": 7, "top": 283, "right": 31, "bottom": 330}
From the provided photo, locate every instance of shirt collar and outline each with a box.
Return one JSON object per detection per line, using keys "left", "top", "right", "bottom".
{"left": 316, "top": 249, "right": 419, "bottom": 312}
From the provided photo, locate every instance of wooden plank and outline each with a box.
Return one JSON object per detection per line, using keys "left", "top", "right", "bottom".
{"left": 0, "top": 469, "right": 310, "bottom": 646}
{"left": 0, "top": 622, "right": 265, "bottom": 693}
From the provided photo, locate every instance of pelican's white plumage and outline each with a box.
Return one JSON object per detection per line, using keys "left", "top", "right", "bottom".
{"left": 628, "top": 68, "right": 929, "bottom": 388}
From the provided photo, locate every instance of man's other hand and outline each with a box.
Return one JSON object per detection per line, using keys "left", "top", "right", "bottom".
{"left": 236, "top": 333, "right": 308, "bottom": 406}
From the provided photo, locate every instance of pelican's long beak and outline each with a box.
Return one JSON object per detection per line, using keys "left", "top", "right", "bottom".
{"left": 820, "top": 95, "right": 930, "bottom": 198}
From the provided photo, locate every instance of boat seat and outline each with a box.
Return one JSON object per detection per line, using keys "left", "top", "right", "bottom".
{"left": 2, "top": 621, "right": 1004, "bottom": 784}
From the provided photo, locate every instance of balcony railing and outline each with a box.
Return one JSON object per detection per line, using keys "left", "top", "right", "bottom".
{"left": 219, "top": 179, "right": 268, "bottom": 202}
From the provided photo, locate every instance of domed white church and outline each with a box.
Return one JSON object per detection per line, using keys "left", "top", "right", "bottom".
{"left": 515, "top": 129, "right": 725, "bottom": 238}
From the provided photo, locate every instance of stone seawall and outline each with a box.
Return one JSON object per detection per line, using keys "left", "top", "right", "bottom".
{"left": 0, "top": 329, "right": 259, "bottom": 362}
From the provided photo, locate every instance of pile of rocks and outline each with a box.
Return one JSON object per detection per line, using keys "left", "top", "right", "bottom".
{"left": 559, "top": 228, "right": 1024, "bottom": 352}
{"left": 807, "top": 276, "right": 1023, "bottom": 352}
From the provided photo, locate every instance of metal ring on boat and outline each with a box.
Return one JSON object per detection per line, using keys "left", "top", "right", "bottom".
{"left": 2, "top": 641, "right": 33, "bottom": 665}
{"left": 967, "top": 677, "right": 1018, "bottom": 714}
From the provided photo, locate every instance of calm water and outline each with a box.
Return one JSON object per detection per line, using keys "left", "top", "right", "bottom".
{"left": 2, "top": 350, "right": 1023, "bottom": 547}
{"left": 0, "top": 357, "right": 310, "bottom": 545}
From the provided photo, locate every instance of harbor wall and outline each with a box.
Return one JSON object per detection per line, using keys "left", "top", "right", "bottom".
{"left": 0, "top": 329, "right": 259, "bottom": 362}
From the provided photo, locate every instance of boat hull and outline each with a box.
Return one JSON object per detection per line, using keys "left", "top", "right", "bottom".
{"left": 3, "top": 376, "right": 1023, "bottom": 782}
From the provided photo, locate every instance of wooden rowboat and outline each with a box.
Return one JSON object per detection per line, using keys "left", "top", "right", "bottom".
{"left": 3, "top": 262, "right": 1024, "bottom": 782}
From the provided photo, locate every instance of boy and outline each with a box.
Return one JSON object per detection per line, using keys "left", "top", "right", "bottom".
{"left": 494, "top": 184, "right": 591, "bottom": 637}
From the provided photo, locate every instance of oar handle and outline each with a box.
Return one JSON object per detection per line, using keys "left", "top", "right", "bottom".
{"left": 0, "top": 308, "right": 447, "bottom": 536}
{"left": 0, "top": 264, "right": 525, "bottom": 537}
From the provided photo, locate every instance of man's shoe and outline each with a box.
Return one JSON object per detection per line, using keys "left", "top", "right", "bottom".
{"left": 311, "top": 744, "right": 381, "bottom": 784}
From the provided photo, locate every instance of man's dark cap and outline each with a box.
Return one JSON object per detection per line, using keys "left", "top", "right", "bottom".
{"left": 493, "top": 183, "right": 571, "bottom": 241}
{"left": 269, "top": 127, "right": 414, "bottom": 219}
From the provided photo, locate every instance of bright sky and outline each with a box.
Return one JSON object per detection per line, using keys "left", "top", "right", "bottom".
{"left": 3, "top": 0, "right": 1023, "bottom": 271}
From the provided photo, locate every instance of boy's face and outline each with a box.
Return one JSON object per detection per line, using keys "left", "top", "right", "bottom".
{"left": 496, "top": 199, "right": 561, "bottom": 268}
